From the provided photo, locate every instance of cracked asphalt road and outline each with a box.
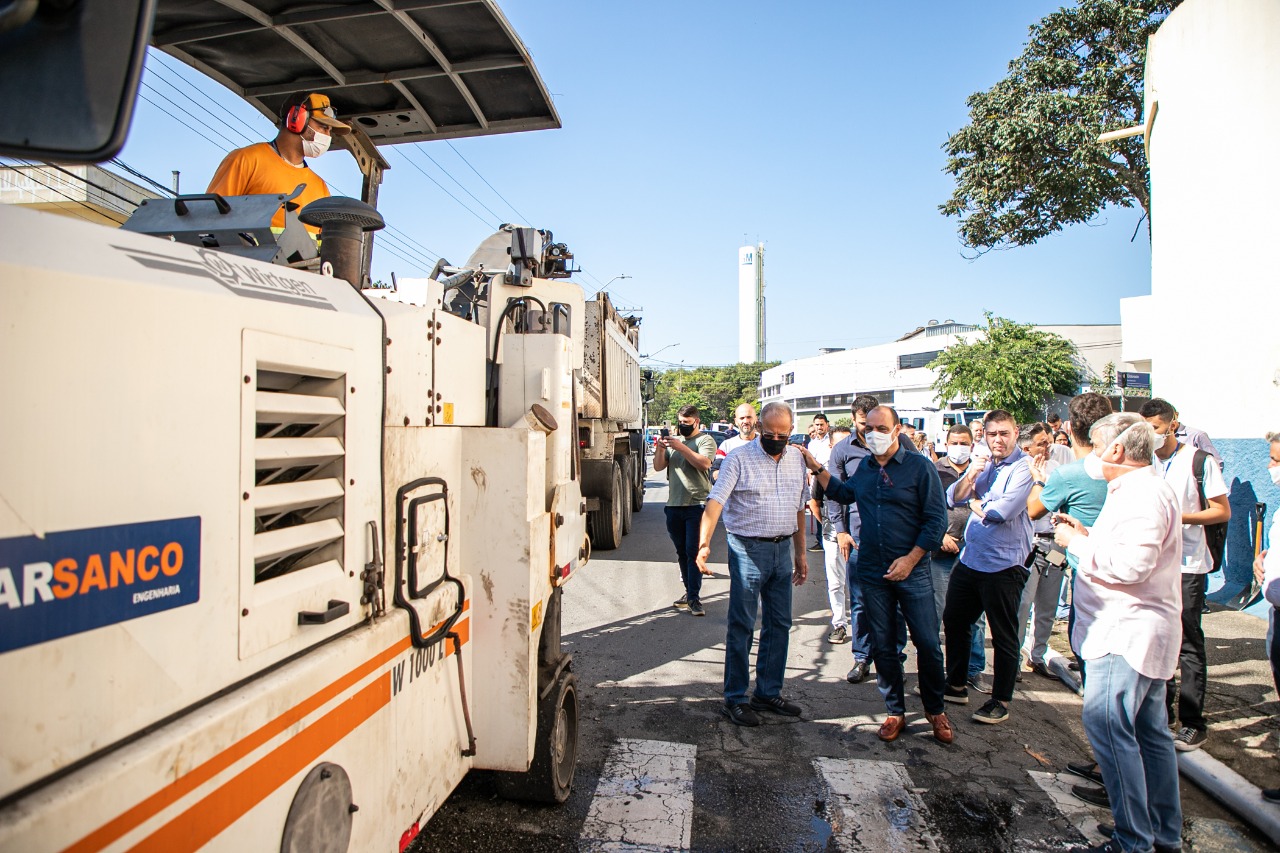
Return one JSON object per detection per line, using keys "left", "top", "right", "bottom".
{"left": 410, "top": 474, "right": 1270, "bottom": 852}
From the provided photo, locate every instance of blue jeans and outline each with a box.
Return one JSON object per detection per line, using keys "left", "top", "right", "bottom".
{"left": 723, "top": 533, "right": 794, "bottom": 704}
{"left": 1083, "top": 654, "right": 1182, "bottom": 852}
{"left": 665, "top": 505, "right": 704, "bottom": 604}
{"left": 859, "top": 557, "right": 947, "bottom": 715}
{"left": 931, "top": 555, "right": 986, "bottom": 678}
{"left": 847, "top": 548, "right": 906, "bottom": 663}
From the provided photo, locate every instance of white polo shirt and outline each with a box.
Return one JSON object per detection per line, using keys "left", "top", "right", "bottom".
{"left": 1154, "top": 442, "right": 1228, "bottom": 574}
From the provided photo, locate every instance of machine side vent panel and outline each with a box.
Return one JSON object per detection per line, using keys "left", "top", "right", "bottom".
{"left": 253, "top": 370, "right": 346, "bottom": 582}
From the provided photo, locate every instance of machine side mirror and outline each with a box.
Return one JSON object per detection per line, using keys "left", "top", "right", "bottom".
{"left": 0, "top": 0, "right": 155, "bottom": 162}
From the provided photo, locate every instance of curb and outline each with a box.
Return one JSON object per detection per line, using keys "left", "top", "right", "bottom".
{"left": 1178, "top": 749, "right": 1280, "bottom": 847}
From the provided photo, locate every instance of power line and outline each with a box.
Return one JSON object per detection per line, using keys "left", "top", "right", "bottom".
{"left": 137, "top": 90, "right": 235, "bottom": 154}
{"left": 415, "top": 147, "right": 503, "bottom": 223}
{"left": 446, "top": 141, "right": 533, "bottom": 225}
{"left": 143, "top": 68, "right": 254, "bottom": 149}
{"left": 149, "top": 52, "right": 267, "bottom": 143}
{"left": 109, "top": 158, "right": 176, "bottom": 196}
{"left": 39, "top": 161, "right": 146, "bottom": 211}
{"left": 390, "top": 147, "right": 495, "bottom": 229}
{"left": 8, "top": 161, "right": 129, "bottom": 225}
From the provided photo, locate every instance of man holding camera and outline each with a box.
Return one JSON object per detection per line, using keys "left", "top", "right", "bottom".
{"left": 942, "top": 410, "right": 1034, "bottom": 725}
{"left": 654, "top": 405, "right": 718, "bottom": 617}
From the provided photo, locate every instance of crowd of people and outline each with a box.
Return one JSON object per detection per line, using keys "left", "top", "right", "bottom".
{"left": 650, "top": 391, "right": 1278, "bottom": 853}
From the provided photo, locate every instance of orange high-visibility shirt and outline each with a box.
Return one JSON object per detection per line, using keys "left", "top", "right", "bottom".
{"left": 206, "top": 142, "right": 330, "bottom": 233}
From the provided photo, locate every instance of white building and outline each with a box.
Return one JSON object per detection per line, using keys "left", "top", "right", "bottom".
{"left": 0, "top": 164, "right": 157, "bottom": 227}
{"left": 1117, "top": 0, "right": 1279, "bottom": 608}
{"left": 759, "top": 320, "right": 1127, "bottom": 437}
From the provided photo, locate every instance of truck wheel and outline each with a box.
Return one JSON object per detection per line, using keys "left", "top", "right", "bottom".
{"left": 495, "top": 670, "right": 579, "bottom": 804}
{"left": 589, "top": 462, "right": 622, "bottom": 550}
{"left": 620, "top": 457, "right": 633, "bottom": 535}
{"left": 631, "top": 452, "right": 645, "bottom": 511}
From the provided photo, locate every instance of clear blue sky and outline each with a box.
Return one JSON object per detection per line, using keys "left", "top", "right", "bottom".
{"left": 115, "top": 0, "right": 1150, "bottom": 367}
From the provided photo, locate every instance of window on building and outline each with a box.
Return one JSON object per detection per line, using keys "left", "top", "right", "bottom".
{"left": 897, "top": 351, "right": 942, "bottom": 370}
{"left": 796, "top": 396, "right": 822, "bottom": 410}
{"left": 783, "top": 373, "right": 795, "bottom": 385}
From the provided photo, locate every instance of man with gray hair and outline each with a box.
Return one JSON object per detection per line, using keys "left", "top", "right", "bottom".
{"left": 1053, "top": 413, "right": 1184, "bottom": 853}
{"left": 696, "top": 402, "right": 810, "bottom": 727}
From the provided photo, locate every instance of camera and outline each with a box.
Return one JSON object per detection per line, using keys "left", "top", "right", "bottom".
{"left": 1025, "top": 544, "right": 1067, "bottom": 570}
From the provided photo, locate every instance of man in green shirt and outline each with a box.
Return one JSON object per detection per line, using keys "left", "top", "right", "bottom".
{"left": 654, "top": 405, "right": 718, "bottom": 616}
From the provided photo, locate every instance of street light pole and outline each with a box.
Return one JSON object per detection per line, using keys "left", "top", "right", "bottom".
{"left": 641, "top": 343, "right": 679, "bottom": 360}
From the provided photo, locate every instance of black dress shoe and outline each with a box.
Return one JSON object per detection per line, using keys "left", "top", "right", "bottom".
{"left": 1071, "top": 783, "right": 1110, "bottom": 808}
{"left": 1066, "top": 759, "right": 1104, "bottom": 785}
{"left": 846, "top": 659, "right": 871, "bottom": 683}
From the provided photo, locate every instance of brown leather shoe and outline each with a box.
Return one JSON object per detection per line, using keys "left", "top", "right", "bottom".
{"left": 877, "top": 715, "right": 906, "bottom": 742}
{"left": 926, "top": 712, "right": 955, "bottom": 745}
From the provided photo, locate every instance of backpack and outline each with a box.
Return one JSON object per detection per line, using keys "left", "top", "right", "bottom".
{"left": 1191, "top": 449, "right": 1228, "bottom": 572}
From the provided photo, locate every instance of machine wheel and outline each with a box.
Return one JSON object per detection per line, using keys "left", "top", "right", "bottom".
{"left": 496, "top": 670, "right": 579, "bottom": 804}
{"left": 620, "top": 457, "right": 633, "bottom": 535}
{"left": 589, "top": 462, "right": 623, "bottom": 550}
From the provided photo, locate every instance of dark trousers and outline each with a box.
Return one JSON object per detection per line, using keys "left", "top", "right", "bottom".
{"left": 1269, "top": 608, "right": 1280, "bottom": 698}
{"left": 1165, "top": 572, "right": 1208, "bottom": 732}
{"left": 859, "top": 558, "right": 946, "bottom": 715}
{"left": 943, "top": 562, "right": 1028, "bottom": 702}
{"left": 665, "top": 505, "right": 704, "bottom": 603}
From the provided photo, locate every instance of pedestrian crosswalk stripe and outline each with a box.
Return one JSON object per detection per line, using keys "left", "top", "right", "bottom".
{"left": 813, "top": 757, "right": 941, "bottom": 852}
{"left": 1027, "top": 770, "right": 1109, "bottom": 846}
{"left": 579, "top": 738, "right": 697, "bottom": 852}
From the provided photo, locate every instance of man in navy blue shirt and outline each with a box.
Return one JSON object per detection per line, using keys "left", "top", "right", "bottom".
{"left": 826, "top": 395, "right": 908, "bottom": 684}
{"left": 807, "top": 406, "right": 953, "bottom": 744}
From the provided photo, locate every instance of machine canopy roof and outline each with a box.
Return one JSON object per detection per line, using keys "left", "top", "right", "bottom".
{"left": 152, "top": 0, "right": 560, "bottom": 146}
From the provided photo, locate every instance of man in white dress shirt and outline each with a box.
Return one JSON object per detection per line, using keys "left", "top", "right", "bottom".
{"left": 1053, "top": 413, "right": 1183, "bottom": 853}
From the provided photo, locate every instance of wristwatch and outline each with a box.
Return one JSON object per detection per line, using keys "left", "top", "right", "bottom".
{"left": 1033, "top": 480, "right": 1046, "bottom": 488}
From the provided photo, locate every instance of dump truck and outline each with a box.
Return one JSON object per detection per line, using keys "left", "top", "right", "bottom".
{"left": 578, "top": 293, "right": 645, "bottom": 550}
{"left": 0, "top": 1, "right": 609, "bottom": 850}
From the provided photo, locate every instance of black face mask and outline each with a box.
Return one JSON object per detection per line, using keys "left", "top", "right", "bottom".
{"left": 678, "top": 423, "right": 695, "bottom": 437}
{"left": 760, "top": 436, "right": 788, "bottom": 456}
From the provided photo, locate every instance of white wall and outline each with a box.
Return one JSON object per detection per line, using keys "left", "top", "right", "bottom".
{"left": 1133, "top": 0, "right": 1280, "bottom": 439}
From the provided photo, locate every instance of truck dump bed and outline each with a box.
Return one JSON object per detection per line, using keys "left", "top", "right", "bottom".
{"left": 580, "top": 294, "right": 641, "bottom": 426}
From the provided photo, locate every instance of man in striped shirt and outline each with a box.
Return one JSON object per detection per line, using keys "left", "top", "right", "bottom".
{"left": 696, "top": 402, "right": 810, "bottom": 727}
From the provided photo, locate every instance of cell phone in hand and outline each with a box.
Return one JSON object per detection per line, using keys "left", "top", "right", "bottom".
{"left": 660, "top": 428, "right": 670, "bottom": 438}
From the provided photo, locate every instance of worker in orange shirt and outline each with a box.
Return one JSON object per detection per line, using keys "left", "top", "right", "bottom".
{"left": 207, "top": 92, "right": 350, "bottom": 232}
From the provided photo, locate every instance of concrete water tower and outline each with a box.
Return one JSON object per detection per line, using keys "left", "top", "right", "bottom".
{"left": 738, "top": 243, "right": 765, "bottom": 364}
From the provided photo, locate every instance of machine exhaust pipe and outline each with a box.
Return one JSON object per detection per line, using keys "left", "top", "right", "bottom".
{"left": 299, "top": 197, "right": 385, "bottom": 290}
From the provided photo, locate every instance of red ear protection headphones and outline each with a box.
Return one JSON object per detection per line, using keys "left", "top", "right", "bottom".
{"left": 284, "top": 100, "right": 310, "bottom": 134}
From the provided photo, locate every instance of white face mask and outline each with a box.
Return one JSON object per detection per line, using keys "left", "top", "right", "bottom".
{"left": 946, "top": 444, "right": 972, "bottom": 465}
{"left": 1270, "top": 466, "right": 1280, "bottom": 487}
{"left": 1083, "top": 451, "right": 1106, "bottom": 480}
{"left": 302, "top": 131, "right": 331, "bottom": 159}
{"left": 864, "top": 430, "right": 895, "bottom": 456}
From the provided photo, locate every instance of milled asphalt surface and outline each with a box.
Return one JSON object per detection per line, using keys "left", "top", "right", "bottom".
{"left": 411, "top": 465, "right": 1276, "bottom": 852}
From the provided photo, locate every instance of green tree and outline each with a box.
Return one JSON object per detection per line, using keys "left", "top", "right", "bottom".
{"left": 940, "top": 0, "right": 1179, "bottom": 251}
{"left": 1097, "top": 360, "right": 1118, "bottom": 395}
{"left": 930, "top": 314, "right": 1081, "bottom": 423}
{"left": 648, "top": 362, "right": 778, "bottom": 424}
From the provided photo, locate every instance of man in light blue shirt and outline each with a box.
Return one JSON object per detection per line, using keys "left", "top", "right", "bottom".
{"left": 942, "top": 409, "right": 1034, "bottom": 724}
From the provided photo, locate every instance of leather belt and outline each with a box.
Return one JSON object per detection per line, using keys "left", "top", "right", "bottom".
{"left": 740, "top": 533, "right": 792, "bottom": 543}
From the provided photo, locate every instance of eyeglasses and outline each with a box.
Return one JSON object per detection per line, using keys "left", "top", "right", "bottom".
{"left": 878, "top": 466, "right": 894, "bottom": 488}
{"left": 760, "top": 432, "right": 789, "bottom": 441}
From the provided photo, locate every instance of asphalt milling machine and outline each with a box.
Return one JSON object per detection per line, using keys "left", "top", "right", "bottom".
{"left": 0, "top": 1, "right": 642, "bottom": 850}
